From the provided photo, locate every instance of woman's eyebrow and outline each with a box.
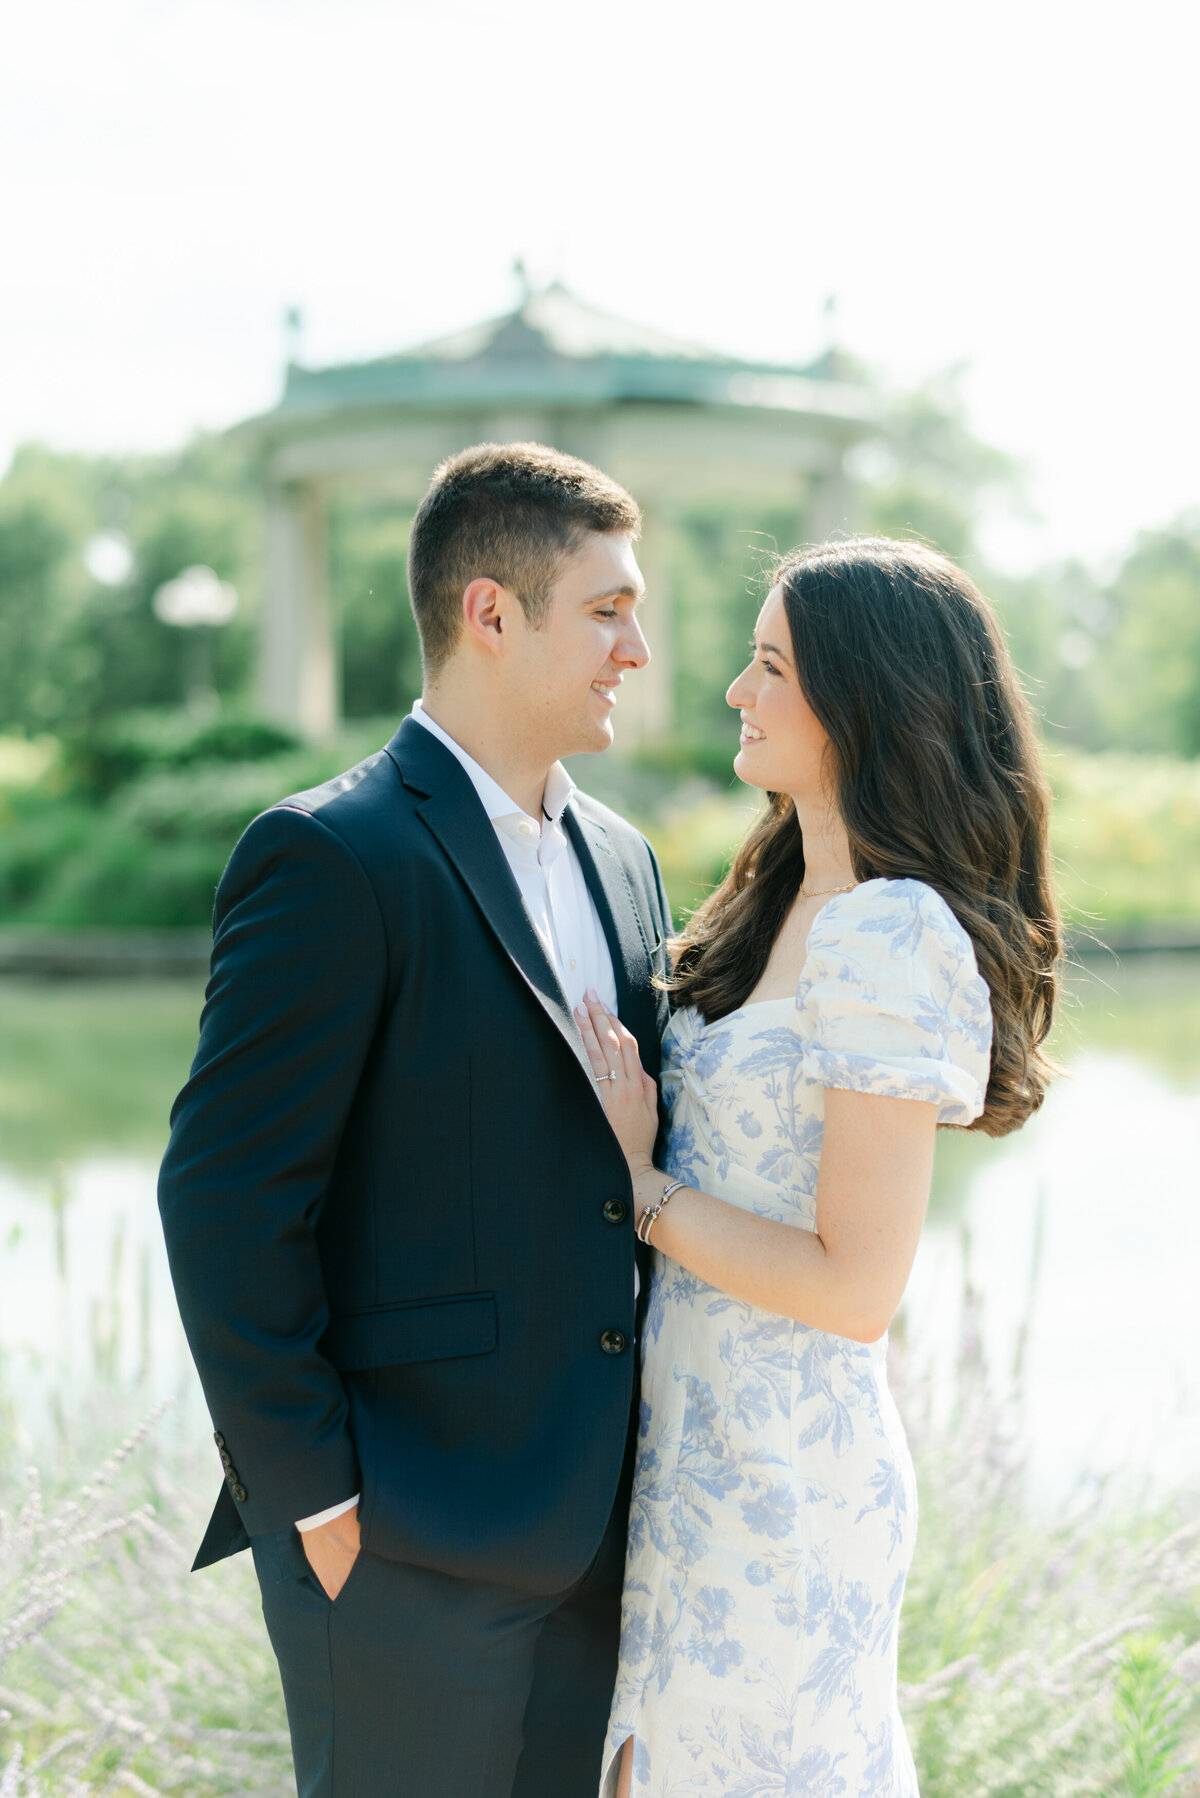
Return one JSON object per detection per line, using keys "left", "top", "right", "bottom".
{"left": 758, "top": 639, "right": 792, "bottom": 663}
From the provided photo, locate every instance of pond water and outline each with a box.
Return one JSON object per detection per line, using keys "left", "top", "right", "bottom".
{"left": 1, "top": 955, "right": 1197, "bottom": 1502}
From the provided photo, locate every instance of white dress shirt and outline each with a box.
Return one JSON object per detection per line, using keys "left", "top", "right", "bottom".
{"left": 409, "top": 702, "right": 618, "bottom": 1013}
{"left": 296, "top": 704, "right": 620, "bottom": 1532}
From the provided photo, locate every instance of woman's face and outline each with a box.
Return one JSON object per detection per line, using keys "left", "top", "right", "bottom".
{"left": 726, "top": 584, "right": 832, "bottom": 803}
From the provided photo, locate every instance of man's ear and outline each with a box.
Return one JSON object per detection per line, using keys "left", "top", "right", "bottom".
{"left": 461, "top": 577, "right": 512, "bottom": 654}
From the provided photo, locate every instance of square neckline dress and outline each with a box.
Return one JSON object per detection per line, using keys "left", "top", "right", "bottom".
{"left": 601, "top": 877, "right": 993, "bottom": 1798}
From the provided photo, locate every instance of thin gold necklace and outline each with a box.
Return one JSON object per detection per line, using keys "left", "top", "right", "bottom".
{"left": 797, "top": 878, "right": 858, "bottom": 899}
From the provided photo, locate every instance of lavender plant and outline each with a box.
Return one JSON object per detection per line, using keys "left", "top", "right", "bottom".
{"left": 1, "top": 1359, "right": 1196, "bottom": 1794}
{"left": 0, "top": 1410, "right": 288, "bottom": 1795}
{"left": 895, "top": 1339, "right": 1200, "bottom": 1798}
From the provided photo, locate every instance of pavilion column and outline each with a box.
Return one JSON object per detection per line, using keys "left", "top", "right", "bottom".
{"left": 259, "top": 480, "right": 339, "bottom": 741}
{"left": 807, "top": 447, "right": 851, "bottom": 545}
{"left": 620, "top": 505, "right": 675, "bottom": 750}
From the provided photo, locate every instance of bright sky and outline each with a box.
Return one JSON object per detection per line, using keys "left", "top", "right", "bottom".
{"left": 4, "top": 0, "right": 1197, "bottom": 573}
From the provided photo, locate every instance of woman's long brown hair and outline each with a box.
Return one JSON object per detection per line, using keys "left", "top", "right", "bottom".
{"left": 668, "top": 538, "right": 1062, "bottom": 1137}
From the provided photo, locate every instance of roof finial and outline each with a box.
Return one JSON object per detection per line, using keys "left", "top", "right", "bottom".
{"left": 283, "top": 303, "right": 305, "bottom": 369}
{"left": 512, "top": 256, "right": 532, "bottom": 309}
{"left": 822, "top": 292, "right": 839, "bottom": 348}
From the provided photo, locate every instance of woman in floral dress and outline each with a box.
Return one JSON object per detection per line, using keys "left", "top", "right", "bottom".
{"left": 577, "top": 539, "right": 1061, "bottom": 1798}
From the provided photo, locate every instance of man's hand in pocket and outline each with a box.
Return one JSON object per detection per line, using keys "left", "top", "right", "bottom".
{"left": 300, "top": 1505, "right": 361, "bottom": 1600}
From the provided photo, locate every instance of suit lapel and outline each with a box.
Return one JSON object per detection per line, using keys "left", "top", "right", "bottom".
{"left": 418, "top": 786, "right": 597, "bottom": 1083}
{"left": 386, "top": 719, "right": 595, "bottom": 1084}
{"left": 565, "top": 806, "right": 661, "bottom": 1071}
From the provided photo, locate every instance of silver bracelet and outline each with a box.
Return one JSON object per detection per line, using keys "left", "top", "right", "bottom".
{"left": 637, "top": 1178, "right": 688, "bottom": 1246}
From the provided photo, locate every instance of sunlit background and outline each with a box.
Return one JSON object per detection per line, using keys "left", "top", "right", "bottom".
{"left": 5, "top": 0, "right": 1199, "bottom": 569}
{"left": 2, "top": 3, "right": 1199, "bottom": 1793}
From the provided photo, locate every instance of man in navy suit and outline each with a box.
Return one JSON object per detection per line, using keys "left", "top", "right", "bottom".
{"left": 158, "top": 442, "right": 674, "bottom": 1797}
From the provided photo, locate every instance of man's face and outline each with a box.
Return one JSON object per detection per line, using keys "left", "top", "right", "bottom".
{"left": 504, "top": 531, "right": 649, "bottom": 759}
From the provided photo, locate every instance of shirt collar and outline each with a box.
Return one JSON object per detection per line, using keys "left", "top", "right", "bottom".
{"left": 541, "top": 760, "right": 576, "bottom": 826}
{"left": 410, "top": 701, "right": 575, "bottom": 827}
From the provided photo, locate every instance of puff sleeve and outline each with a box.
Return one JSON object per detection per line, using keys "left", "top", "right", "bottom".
{"left": 794, "top": 878, "right": 993, "bottom": 1126}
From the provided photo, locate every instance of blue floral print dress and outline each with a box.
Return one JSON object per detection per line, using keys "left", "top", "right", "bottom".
{"left": 601, "top": 879, "right": 993, "bottom": 1798}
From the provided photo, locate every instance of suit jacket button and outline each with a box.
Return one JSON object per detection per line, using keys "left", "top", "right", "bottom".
{"left": 600, "top": 1329, "right": 626, "bottom": 1355}
{"left": 230, "top": 1482, "right": 248, "bottom": 1503}
{"left": 602, "top": 1199, "right": 628, "bottom": 1225}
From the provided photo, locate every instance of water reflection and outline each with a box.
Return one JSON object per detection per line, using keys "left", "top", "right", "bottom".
{"left": 0, "top": 980, "right": 205, "bottom": 1172}
{"left": 1, "top": 958, "right": 1197, "bottom": 1496}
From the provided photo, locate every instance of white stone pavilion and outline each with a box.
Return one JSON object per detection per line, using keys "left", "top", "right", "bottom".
{"left": 233, "top": 283, "right": 880, "bottom": 741}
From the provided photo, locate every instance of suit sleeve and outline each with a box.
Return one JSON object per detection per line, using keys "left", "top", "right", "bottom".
{"left": 158, "top": 805, "right": 387, "bottom": 1537}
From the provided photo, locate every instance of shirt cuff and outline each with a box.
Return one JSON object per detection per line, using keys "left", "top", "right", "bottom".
{"left": 295, "top": 1493, "right": 360, "bottom": 1532}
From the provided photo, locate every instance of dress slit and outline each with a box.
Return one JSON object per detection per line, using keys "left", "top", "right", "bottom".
{"left": 599, "top": 1729, "right": 637, "bottom": 1798}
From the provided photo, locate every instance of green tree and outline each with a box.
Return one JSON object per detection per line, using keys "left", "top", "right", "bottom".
{"left": 0, "top": 437, "right": 257, "bottom": 738}
{"left": 857, "top": 365, "right": 1023, "bottom": 565}
{"left": 0, "top": 497, "right": 74, "bottom": 733}
{"left": 1091, "top": 517, "right": 1200, "bottom": 756}
{"left": 328, "top": 495, "right": 422, "bottom": 720}
{"left": 0, "top": 445, "right": 96, "bottom": 733}
{"left": 667, "top": 506, "right": 797, "bottom": 759}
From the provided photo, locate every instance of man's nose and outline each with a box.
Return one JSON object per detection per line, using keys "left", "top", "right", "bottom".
{"left": 619, "top": 617, "right": 651, "bottom": 669}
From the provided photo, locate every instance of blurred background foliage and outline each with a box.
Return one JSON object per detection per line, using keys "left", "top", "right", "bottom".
{"left": 2, "top": 366, "right": 1199, "bottom": 935}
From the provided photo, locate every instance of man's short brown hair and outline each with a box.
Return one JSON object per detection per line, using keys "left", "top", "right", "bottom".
{"left": 407, "top": 442, "right": 642, "bottom": 678}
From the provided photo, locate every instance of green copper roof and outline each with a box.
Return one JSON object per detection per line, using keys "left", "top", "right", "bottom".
{"left": 246, "top": 284, "right": 877, "bottom": 431}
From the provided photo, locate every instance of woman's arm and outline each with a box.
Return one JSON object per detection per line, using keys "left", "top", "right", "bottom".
{"left": 632, "top": 1087, "right": 935, "bottom": 1342}
{"left": 578, "top": 993, "right": 937, "bottom": 1344}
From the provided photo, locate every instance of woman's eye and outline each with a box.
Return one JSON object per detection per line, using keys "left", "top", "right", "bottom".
{"left": 597, "top": 608, "right": 618, "bottom": 619}
{"left": 762, "top": 658, "right": 781, "bottom": 676}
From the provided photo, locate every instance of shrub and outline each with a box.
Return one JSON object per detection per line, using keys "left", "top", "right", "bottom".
{"left": 62, "top": 711, "right": 303, "bottom": 801}
{"left": 3, "top": 726, "right": 1200, "bottom": 937}
{"left": 0, "top": 720, "right": 394, "bottom": 928}
{"left": 1050, "top": 751, "right": 1200, "bottom": 935}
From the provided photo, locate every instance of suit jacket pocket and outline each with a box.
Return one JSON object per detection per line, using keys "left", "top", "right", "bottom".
{"left": 323, "top": 1292, "right": 497, "bottom": 1372}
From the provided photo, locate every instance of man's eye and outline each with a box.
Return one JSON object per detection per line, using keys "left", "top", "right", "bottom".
{"left": 597, "top": 608, "right": 618, "bottom": 619}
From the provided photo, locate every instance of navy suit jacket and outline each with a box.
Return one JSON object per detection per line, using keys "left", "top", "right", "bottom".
{"left": 158, "top": 717, "right": 672, "bottom": 1594}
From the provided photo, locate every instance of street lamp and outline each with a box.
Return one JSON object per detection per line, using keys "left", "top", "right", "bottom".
{"left": 152, "top": 565, "right": 238, "bottom": 715}
{"left": 83, "top": 529, "right": 136, "bottom": 587}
